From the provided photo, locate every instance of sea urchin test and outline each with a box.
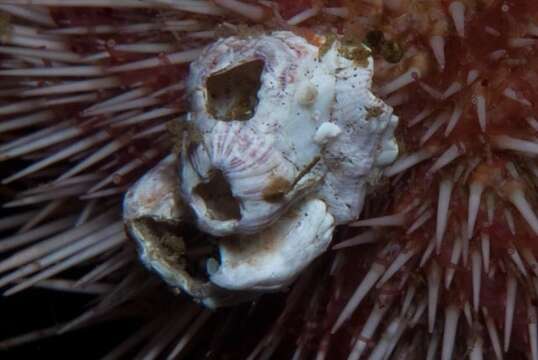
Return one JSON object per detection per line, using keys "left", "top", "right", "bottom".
{"left": 123, "top": 31, "right": 399, "bottom": 307}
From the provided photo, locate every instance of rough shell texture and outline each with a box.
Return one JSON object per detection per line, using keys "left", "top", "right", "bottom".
{"left": 124, "top": 157, "right": 255, "bottom": 307}
{"left": 124, "top": 157, "right": 334, "bottom": 305}
{"left": 210, "top": 198, "right": 335, "bottom": 291}
{"left": 123, "top": 31, "right": 399, "bottom": 306}
{"left": 181, "top": 31, "right": 399, "bottom": 237}
{"left": 124, "top": 155, "right": 184, "bottom": 224}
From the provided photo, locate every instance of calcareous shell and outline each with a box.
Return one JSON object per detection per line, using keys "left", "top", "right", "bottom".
{"left": 210, "top": 198, "right": 335, "bottom": 291}
{"left": 181, "top": 31, "right": 398, "bottom": 236}
{"left": 124, "top": 31, "right": 399, "bottom": 307}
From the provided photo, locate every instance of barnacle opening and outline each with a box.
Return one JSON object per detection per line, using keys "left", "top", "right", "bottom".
{"left": 132, "top": 218, "right": 220, "bottom": 282}
{"left": 194, "top": 169, "right": 241, "bottom": 221}
{"left": 131, "top": 217, "right": 186, "bottom": 273}
{"left": 206, "top": 59, "right": 264, "bottom": 121}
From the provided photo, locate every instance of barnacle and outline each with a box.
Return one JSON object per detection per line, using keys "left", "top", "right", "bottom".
{"left": 124, "top": 31, "right": 399, "bottom": 305}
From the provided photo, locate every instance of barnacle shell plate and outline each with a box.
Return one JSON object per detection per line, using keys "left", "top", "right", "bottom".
{"left": 124, "top": 157, "right": 256, "bottom": 307}
{"left": 209, "top": 198, "right": 335, "bottom": 291}
{"left": 181, "top": 31, "right": 399, "bottom": 237}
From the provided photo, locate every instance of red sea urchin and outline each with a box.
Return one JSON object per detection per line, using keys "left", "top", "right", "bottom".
{"left": 1, "top": 0, "right": 538, "bottom": 359}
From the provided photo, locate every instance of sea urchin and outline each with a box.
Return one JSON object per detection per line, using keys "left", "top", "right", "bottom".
{"left": 1, "top": 1, "right": 538, "bottom": 359}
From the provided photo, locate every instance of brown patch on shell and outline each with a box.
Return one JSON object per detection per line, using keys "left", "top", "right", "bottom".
{"left": 262, "top": 176, "right": 292, "bottom": 202}
{"left": 366, "top": 106, "right": 384, "bottom": 120}
{"left": 167, "top": 120, "right": 203, "bottom": 156}
{"left": 338, "top": 43, "right": 371, "bottom": 67}
{"left": 131, "top": 218, "right": 186, "bottom": 273}
{"left": 318, "top": 33, "right": 337, "bottom": 59}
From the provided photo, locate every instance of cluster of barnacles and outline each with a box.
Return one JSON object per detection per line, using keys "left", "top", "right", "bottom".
{"left": 123, "top": 30, "right": 399, "bottom": 307}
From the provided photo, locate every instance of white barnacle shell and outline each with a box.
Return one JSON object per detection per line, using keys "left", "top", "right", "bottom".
{"left": 124, "top": 157, "right": 335, "bottom": 306}
{"left": 124, "top": 157, "right": 256, "bottom": 307}
{"left": 124, "top": 155, "right": 184, "bottom": 224}
{"left": 181, "top": 31, "right": 398, "bottom": 237}
{"left": 124, "top": 30, "right": 399, "bottom": 306}
{"left": 210, "top": 198, "right": 335, "bottom": 291}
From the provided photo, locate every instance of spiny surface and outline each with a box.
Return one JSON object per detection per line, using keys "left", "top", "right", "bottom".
{"left": 1, "top": 1, "right": 538, "bottom": 359}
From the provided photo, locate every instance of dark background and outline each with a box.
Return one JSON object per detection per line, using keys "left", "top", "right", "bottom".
{"left": 0, "top": 289, "right": 138, "bottom": 359}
